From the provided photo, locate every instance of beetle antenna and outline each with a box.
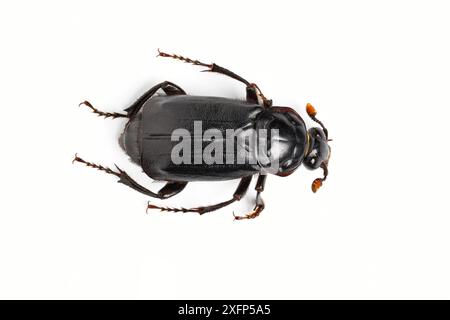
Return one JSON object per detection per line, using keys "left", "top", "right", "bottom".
{"left": 306, "top": 103, "right": 328, "bottom": 139}
{"left": 311, "top": 162, "right": 328, "bottom": 193}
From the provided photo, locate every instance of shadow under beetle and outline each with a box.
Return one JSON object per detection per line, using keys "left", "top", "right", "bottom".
{"left": 74, "top": 49, "right": 331, "bottom": 220}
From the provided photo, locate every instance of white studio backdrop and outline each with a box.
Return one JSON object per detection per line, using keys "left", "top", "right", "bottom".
{"left": 0, "top": 0, "right": 449, "bottom": 299}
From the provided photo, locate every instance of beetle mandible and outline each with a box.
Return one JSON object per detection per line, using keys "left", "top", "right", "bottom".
{"left": 74, "top": 49, "right": 331, "bottom": 220}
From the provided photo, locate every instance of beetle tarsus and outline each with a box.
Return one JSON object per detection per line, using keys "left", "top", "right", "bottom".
{"left": 233, "top": 189, "right": 265, "bottom": 220}
{"left": 72, "top": 155, "right": 121, "bottom": 177}
{"left": 147, "top": 202, "right": 200, "bottom": 214}
{"left": 232, "top": 203, "right": 265, "bottom": 221}
{"left": 79, "top": 100, "right": 128, "bottom": 119}
{"left": 156, "top": 49, "right": 212, "bottom": 68}
{"left": 233, "top": 205, "right": 264, "bottom": 220}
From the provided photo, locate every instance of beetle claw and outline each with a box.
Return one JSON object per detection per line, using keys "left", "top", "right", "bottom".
{"left": 156, "top": 48, "right": 166, "bottom": 58}
{"left": 232, "top": 211, "right": 246, "bottom": 221}
{"left": 72, "top": 153, "right": 79, "bottom": 164}
{"left": 78, "top": 100, "right": 92, "bottom": 108}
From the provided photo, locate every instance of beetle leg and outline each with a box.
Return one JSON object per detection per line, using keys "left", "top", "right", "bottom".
{"left": 79, "top": 81, "right": 186, "bottom": 120}
{"left": 78, "top": 100, "right": 128, "bottom": 119}
{"left": 157, "top": 49, "right": 272, "bottom": 107}
{"left": 245, "top": 86, "right": 259, "bottom": 104}
{"left": 156, "top": 181, "right": 189, "bottom": 199}
{"left": 157, "top": 49, "right": 249, "bottom": 85}
{"left": 233, "top": 174, "right": 267, "bottom": 220}
{"left": 72, "top": 154, "right": 187, "bottom": 199}
{"left": 147, "top": 176, "right": 252, "bottom": 215}
{"left": 124, "top": 81, "right": 186, "bottom": 118}
{"left": 254, "top": 173, "right": 267, "bottom": 193}
{"left": 249, "top": 83, "right": 272, "bottom": 107}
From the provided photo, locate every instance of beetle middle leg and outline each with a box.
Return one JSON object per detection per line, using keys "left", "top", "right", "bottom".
{"left": 147, "top": 176, "right": 253, "bottom": 215}
{"left": 157, "top": 49, "right": 272, "bottom": 107}
{"left": 78, "top": 100, "right": 128, "bottom": 119}
{"left": 123, "top": 81, "right": 187, "bottom": 118}
{"left": 80, "top": 81, "right": 186, "bottom": 120}
{"left": 72, "top": 154, "right": 187, "bottom": 199}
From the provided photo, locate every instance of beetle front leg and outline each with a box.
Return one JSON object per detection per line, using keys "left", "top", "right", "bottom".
{"left": 72, "top": 154, "right": 187, "bottom": 199}
{"left": 157, "top": 49, "right": 272, "bottom": 107}
{"left": 233, "top": 174, "right": 267, "bottom": 220}
{"left": 233, "top": 192, "right": 265, "bottom": 221}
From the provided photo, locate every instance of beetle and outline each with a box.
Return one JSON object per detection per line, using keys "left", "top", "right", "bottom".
{"left": 73, "top": 49, "right": 331, "bottom": 220}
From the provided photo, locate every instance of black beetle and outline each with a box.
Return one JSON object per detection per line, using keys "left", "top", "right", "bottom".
{"left": 74, "top": 50, "right": 331, "bottom": 220}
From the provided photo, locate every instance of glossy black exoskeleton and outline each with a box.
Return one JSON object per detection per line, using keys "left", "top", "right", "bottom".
{"left": 74, "top": 50, "right": 331, "bottom": 220}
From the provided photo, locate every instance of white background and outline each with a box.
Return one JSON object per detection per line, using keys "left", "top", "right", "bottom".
{"left": 1, "top": 0, "right": 449, "bottom": 299}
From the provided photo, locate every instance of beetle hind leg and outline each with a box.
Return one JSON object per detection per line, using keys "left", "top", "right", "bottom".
{"left": 72, "top": 154, "right": 187, "bottom": 199}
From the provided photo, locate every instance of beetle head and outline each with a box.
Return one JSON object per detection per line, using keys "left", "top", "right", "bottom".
{"left": 304, "top": 127, "right": 330, "bottom": 170}
{"left": 304, "top": 103, "right": 331, "bottom": 192}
